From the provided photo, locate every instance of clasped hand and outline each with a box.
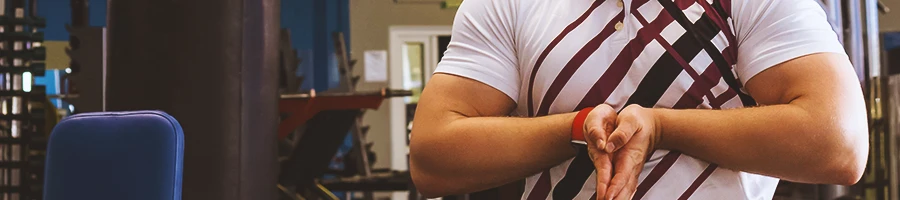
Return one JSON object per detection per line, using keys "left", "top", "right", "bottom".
{"left": 582, "top": 104, "right": 661, "bottom": 200}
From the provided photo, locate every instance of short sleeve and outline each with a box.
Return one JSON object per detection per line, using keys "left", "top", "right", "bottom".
{"left": 732, "top": 0, "right": 846, "bottom": 85}
{"left": 433, "top": 0, "right": 520, "bottom": 102}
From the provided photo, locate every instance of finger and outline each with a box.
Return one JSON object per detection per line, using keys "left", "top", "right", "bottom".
{"left": 606, "top": 149, "right": 644, "bottom": 200}
{"left": 614, "top": 162, "right": 642, "bottom": 200}
{"left": 584, "top": 121, "right": 606, "bottom": 150}
{"left": 612, "top": 178, "right": 633, "bottom": 200}
{"left": 587, "top": 142, "right": 613, "bottom": 199}
{"left": 606, "top": 172, "right": 628, "bottom": 200}
{"left": 615, "top": 186, "right": 635, "bottom": 200}
{"left": 606, "top": 117, "right": 638, "bottom": 153}
{"left": 592, "top": 152, "right": 612, "bottom": 200}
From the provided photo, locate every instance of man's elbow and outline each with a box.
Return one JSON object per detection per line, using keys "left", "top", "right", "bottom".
{"left": 411, "top": 171, "right": 446, "bottom": 198}
{"left": 409, "top": 143, "right": 456, "bottom": 198}
{"left": 825, "top": 158, "right": 864, "bottom": 185}
{"left": 410, "top": 162, "right": 454, "bottom": 198}
{"left": 822, "top": 129, "right": 868, "bottom": 185}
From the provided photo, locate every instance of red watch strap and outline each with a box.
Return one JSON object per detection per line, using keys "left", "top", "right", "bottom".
{"left": 571, "top": 107, "right": 594, "bottom": 143}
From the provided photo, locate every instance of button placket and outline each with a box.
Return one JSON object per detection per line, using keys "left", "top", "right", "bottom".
{"left": 615, "top": 0, "right": 626, "bottom": 32}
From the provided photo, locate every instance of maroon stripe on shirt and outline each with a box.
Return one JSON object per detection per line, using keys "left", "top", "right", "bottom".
{"left": 677, "top": 164, "right": 718, "bottom": 200}
{"left": 535, "top": 12, "right": 625, "bottom": 116}
{"left": 575, "top": 0, "right": 698, "bottom": 109}
{"left": 575, "top": 9, "right": 675, "bottom": 109}
{"left": 676, "top": 0, "right": 694, "bottom": 9}
{"left": 634, "top": 7, "right": 651, "bottom": 25}
{"left": 672, "top": 63, "right": 720, "bottom": 109}
{"left": 527, "top": 0, "right": 605, "bottom": 117}
{"left": 526, "top": 169, "right": 553, "bottom": 200}
{"left": 709, "top": 89, "right": 737, "bottom": 108}
{"left": 632, "top": 151, "right": 682, "bottom": 200}
{"left": 721, "top": 0, "right": 732, "bottom": 17}
{"left": 696, "top": 0, "right": 738, "bottom": 63}
{"left": 659, "top": 25, "right": 726, "bottom": 110}
{"left": 633, "top": 0, "right": 651, "bottom": 9}
{"left": 672, "top": 42, "right": 738, "bottom": 109}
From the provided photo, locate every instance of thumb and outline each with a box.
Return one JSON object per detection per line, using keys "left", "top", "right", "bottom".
{"left": 605, "top": 119, "right": 637, "bottom": 153}
{"left": 584, "top": 104, "right": 617, "bottom": 150}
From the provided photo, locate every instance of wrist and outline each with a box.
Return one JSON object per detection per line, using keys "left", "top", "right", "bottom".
{"left": 570, "top": 107, "right": 593, "bottom": 145}
{"left": 648, "top": 108, "right": 666, "bottom": 150}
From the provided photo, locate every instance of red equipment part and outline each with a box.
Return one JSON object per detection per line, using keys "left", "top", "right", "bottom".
{"left": 278, "top": 88, "right": 409, "bottom": 139}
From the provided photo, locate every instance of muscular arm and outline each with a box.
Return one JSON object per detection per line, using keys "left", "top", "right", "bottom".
{"left": 409, "top": 74, "right": 578, "bottom": 197}
{"left": 654, "top": 53, "right": 868, "bottom": 184}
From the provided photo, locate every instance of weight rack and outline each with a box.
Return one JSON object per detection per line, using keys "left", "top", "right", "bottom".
{"left": 0, "top": 0, "right": 47, "bottom": 199}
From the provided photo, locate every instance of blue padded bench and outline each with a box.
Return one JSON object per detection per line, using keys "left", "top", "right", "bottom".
{"left": 44, "top": 111, "right": 184, "bottom": 200}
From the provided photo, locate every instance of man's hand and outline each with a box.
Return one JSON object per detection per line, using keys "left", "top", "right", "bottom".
{"left": 604, "top": 104, "right": 662, "bottom": 200}
{"left": 583, "top": 104, "right": 618, "bottom": 200}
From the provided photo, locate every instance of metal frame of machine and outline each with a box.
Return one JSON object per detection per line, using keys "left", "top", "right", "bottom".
{"left": 0, "top": 0, "right": 48, "bottom": 199}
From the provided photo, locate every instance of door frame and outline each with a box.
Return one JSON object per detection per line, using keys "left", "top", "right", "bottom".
{"left": 387, "top": 25, "right": 451, "bottom": 171}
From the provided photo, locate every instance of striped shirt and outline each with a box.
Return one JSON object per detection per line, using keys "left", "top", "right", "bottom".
{"left": 434, "top": 0, "right": 845, "bottom": 199}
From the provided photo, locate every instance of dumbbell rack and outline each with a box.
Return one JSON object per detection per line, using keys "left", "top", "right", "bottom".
{"left": 0, "top": 0, "right": 47, "bottom": 199}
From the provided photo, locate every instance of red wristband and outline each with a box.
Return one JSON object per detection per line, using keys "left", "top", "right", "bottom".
{"left": 571, "top": 107, "right": 594, "bottom": 144}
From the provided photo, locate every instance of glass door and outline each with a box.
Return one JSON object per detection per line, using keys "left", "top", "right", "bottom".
{"left": 401, "top": 42, "right": 426, "bottom": 104}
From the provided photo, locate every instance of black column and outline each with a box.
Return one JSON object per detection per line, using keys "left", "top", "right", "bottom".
{"left": 105, "top": 0, "right": 279, "bottom": 199}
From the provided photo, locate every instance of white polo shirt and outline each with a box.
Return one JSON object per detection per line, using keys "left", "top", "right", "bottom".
{"left": 434, "top": 0, "right": 846, "bottom": 199}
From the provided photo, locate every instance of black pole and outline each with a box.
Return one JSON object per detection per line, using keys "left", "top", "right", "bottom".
{"left": 28, "top": 0, "right": 35, "bottom": 18}
{"left": 69, "top": 0, "right": 87, "bottom": 27}
{"left": 106, "top": 0, "right": 279, "bottom": 199}
{"left": 67, "top": 0, "right": 87, "bottom": 75}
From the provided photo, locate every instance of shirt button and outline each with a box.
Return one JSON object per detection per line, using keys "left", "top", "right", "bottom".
{"left": 615, "top": 22, "right": 624, "bottom": 31}
{"left": 617, "top": 0, "right": 624, "bottom": 8}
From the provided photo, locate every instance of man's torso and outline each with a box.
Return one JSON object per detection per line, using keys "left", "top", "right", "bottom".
{"left": 510, "top": 0, "right": 778, "bottom": 199}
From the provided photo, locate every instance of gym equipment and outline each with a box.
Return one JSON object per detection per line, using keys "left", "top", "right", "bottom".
{"left": 277, "top": 90, "right": 414, "bottom": 200}
{"left": 279, "top": 29, "right": 303, "bottom": 94}
{"left": 277, "top": 32, "right": 413, "bottom": 200}
{"left": 43, "top": 111, "right": 184, "bottom": 200}
{"left": 884, "top": 37, "right": 900, "bottom": 200}
{"left": 278, "top": 89, "right": 411, "bottom": 140}
{"left": 852, "top": 0, "right": 895, "bottom": 199}
{"left": 0, "top": 0, "right": 48, "bottom": 199}
{"left": 62, "top": 0, "right": 104, "bottom": 113}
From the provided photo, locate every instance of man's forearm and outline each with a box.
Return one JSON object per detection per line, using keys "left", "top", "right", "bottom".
{"left": 410, "top": 112, "right": 578, "bottom": 197}
{"left": 653, "top": 101, "right": 868, "bottom": 184}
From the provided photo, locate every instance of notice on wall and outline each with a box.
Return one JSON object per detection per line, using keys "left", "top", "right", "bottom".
{"left": 364, "top": 50, "right": 388, "bottom": 82}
